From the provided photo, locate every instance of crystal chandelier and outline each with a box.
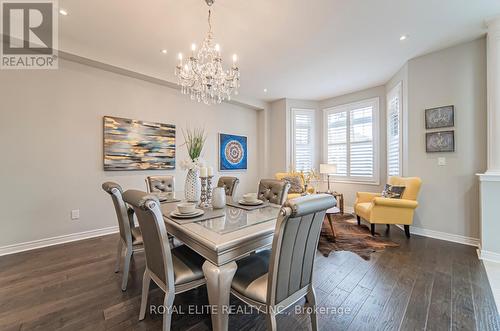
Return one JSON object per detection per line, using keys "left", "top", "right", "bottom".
{"left": 175, "top": 0, "right": 240, "bottom": 105}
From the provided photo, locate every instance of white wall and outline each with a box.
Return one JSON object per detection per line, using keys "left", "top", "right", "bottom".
{"left": 406, "top": 37, "right": 487, "bottom": 239}
{"left": 0, "top": 58, "right": 262, "bottom": 247}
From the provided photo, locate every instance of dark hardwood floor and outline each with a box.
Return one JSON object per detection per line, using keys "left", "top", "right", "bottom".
{"left": 0, "top": 224, "right": 499, "bottom": 331}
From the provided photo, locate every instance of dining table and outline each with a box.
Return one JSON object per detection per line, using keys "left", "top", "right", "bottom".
{"left": 159, "top": 193, "right": 282, "bottom": 331}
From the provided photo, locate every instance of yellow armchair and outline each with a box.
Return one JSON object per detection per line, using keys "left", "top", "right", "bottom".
{"left": 275, "top": 172, "right": 315, "bottom": 199}
{"left": 354, "top": 176, "right": 422, "bottom": 238}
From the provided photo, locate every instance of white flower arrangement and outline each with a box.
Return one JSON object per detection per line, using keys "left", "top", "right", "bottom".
{"left": 180, "top": 157, "right": 206, "bottom": 171}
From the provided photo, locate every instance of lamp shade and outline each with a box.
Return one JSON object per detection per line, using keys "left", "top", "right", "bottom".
{"left": 320, "top": 163, "right": 337, "bottom": 174}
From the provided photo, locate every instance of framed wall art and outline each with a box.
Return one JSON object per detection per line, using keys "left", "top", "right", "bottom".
{"left": 219, "top": 133, "right": 247, "bottom": 171}
{"left": 103, "top": 116, "right": 176, "bottom": 170}
{"left": 426, "top": 130, "right": 455, "bottom": 153}
{"left": 425, "top": 105, "right": 454, "bottom": 129}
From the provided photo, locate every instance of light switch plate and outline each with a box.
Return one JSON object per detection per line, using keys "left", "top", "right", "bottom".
{"left": 71, "top": 209, "right": 80, "bottom": 220}
{"left": 438, "top": 157, "right": 446, "bottom": 166}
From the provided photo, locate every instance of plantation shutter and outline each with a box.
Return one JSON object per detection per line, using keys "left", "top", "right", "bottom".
{"left": 387, "top": 83, "right": 402, "bottom": 176}
{"left": 349, "top": 106, "right": 374, "bottom": 177}
{"left": 292, "top": 109, "right": 315, "bottom": 172}
{"left": 324, "top": 97, "right": 378, "bottom": 182}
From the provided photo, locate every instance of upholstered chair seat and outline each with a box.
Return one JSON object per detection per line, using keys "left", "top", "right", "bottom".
{"left": 257, "top": 179, "right": 291, "bottom": 205}
{"left": 146, "top": 176, "right": 175, "bottom": 193}
{"left": 170, "top": 245, "right": 205, "bottom": 285}
{"left": 131, "top": 228, "right": 143, "bottom": 245}
{"left": 217, "top": 176, "right": 240, "bottom": 199}
{"left": 231, "top": 250, "right": 270, "bottom": 304}
{"left": 230, "top": 194, "right": 335, "bottom": 331}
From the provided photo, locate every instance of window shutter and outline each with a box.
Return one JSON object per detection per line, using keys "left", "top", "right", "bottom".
{"left": 387, "top": 83, "right": 402, "bottom": 177}
{"left": 327, "top": 111, "right": 347, "bottom": 176}
{"left": 324, "top": 98, "right": 379, "bottom": 183}
{"left": 349, "top": 106, "right": 374, "bottom": 177}
{"left": 292, "top": 109, "right": 315, "bottom": 172}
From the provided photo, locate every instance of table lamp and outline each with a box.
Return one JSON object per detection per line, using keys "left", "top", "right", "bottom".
{"left": 320, "top": 164, "right": 337, "bottom": 193}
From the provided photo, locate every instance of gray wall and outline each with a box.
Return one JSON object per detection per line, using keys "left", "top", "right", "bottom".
{"left": 406, "top": 37, "right": 487, "bottom": 238}
{"left": 0, "top": 58, "right": 262, "bottom": 247}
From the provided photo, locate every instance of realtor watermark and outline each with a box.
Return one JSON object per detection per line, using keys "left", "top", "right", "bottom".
{"left": 149, "top": 304, "right": 352, "bottom": 316}
{"left": 1, "top": 0, "right": 58, "bottom": 69}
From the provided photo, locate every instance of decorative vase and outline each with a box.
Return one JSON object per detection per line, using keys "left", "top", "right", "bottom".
{"left": 212, "top": 187, "right": 226, "bottom": 209}
{"left": 184, "top": 169, "right": 201, "bottom": 202}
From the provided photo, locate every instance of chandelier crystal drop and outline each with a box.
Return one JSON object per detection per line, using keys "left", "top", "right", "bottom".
{"left": 175, "top": 0, "right": 240, "bottom": 105}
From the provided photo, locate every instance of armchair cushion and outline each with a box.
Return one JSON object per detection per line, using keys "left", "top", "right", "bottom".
{"left": 381, "top": 184, "right": 406, "bottom": 199}
{"left": 282, "top": 175, "right": 304, "bottom": 194}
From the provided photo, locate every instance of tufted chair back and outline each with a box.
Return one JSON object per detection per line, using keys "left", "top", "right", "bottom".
{"left": 146, "top": 176, "right": 175, "bottom": 193}
{"left": 123, "top": 190, "right": 175, "bottom": 292}
{"left": 267, "top": 194, "right": 335, "bottom": 305}
{"left": 257, "top": 179, "right": 291, "bottom": 205}
{"left": 102, "top": 182, "right": 134, "bottom": 245}
{"left": 217, "top": 176, "right": 240, "bottom": 199}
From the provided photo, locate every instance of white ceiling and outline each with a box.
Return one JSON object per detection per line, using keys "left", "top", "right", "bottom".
{"left": 59, "top": 0, "right": 500, "bottom": 102}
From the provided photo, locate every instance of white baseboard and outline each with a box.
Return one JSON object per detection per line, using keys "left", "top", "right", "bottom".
{"left": 478, "top": 248, "right": 500, "bottom": 263}
{"left": 0, "top": 226, "right": 119, "bottom": 257}
{"left": 394, "top": 224, "right": 480, "bottom": 247}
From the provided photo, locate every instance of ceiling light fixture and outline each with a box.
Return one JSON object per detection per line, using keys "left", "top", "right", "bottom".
{"left": 175, "top": 0, "right": 240, "bottom": 105}
{"left": 400, "top": 35, "right": 408, "bottom": 41}
{"left": 161, "top": 49, "right": 168, "bottom": 54}
{"left": 59, "top": 8, "right": 68, "bottom": 16}
{"left": 263, "top": 88, "right": 268, "bottom": 93}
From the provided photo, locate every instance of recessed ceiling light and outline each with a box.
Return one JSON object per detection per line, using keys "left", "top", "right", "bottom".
{"left": 59, "top": 9, "right": 68, "bottom": 16}
{"left": 400, "top": 35, "right": 408, "bottom": 41}
{"left": 161, "top": 49, "right": 168, "bottom": 54}
{"left": 263, "top": 88, "right": 268, "bottom": 93}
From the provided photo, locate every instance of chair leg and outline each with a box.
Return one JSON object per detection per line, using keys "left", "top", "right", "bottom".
{"left": 371, "top": 224, "right": 375, "bottom": 236}
{"left": 327, "top": 214, "right": 336, "bottom": 242}
{"left": 306, "top": 288, "right": 318, "bottom": 331}
{"left": 266, "top": 312, "right": 277, "bottom": 331}
{"left": 121, "top": 248, "right": 132, "bottom": 291}
{"left": 114, "top": 240, "right": 122, "bottom": 273}
{"left": 356, "top": 215, "right": 361, "bottom": 225}
{"left": 386, "top": 224, "right": 390, "bottom": 231}
{"left": 139, "top": 271, "right": 152, "bottom": 321}
{"left": 162, "top": 291, "right": 175, "bottom": 331}
{"left": 404, "top": 225, "right": 411, "bottom": 238}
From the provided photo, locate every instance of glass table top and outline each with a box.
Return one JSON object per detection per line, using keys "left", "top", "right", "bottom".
{"left": 196, "top": 205, "right": 281, "bottom": 234}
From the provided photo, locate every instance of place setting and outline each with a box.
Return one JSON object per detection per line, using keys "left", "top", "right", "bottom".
{"left": 226, "top": 193, "right": 269, "bottom": 211}
{"left": 164, "top": 202, "right": 225, "bottom": 225}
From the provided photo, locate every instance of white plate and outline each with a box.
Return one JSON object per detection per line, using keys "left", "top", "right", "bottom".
{"left": 175, "top": 209, "right": 199, "bottom": 215}
{"left": 238, "top": 199, "right": 264, "bottom": 206}
{"left": 170, "top": 209, "right": 205, "bottom": 219}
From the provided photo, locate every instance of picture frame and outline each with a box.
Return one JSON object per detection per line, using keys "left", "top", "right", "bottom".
{"left": 103, "top": 116, "right": 176, "bottom": 171}
{"left": 426, "top": 130, "right": 455, "bottom": 153}
{"left": 219, "top": 133, "right": 248, "bottom": 171}
{"left": 425, "top": 105, "right": 454, "bottom": 129}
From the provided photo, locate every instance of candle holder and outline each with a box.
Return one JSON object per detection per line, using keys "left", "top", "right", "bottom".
{"left": 200, "top": 176, "right": 209, "bottom": 208}
{"left": 207, "top": 175, "right": 214, "bottom": 206}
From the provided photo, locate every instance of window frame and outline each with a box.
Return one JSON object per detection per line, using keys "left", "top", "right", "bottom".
{"left": 322, "top": 97, "right": 380, "bottom": 185}
{"left": 290, "top": 108, "right": 316, "bottom": 173}
{"left": 386, "top": 82, "right": 403, "bottom": 178}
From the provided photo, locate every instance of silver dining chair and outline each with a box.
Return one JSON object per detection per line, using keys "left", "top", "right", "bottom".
{"left": 122, "top": 190, "right": 206, "bottom": 331}
{"left": 102, "top": 182, "right": 144, "bottom": 291}
{"left": 230, "top": 194, "right": 336, "bottom": 331}
{"left": 146, "top": 175, "right": 175, "bottom": 193}
{"left": 217, "top": 176, "right": 240, "bottom": 199}
{"left": 257, "top": 179, "right": 291, "bottom": 205}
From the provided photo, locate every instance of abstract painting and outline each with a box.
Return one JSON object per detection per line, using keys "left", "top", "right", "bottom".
{"left": 425, "top": 105, "right": 454, "bottom": 129}
{"left": 219, "top": 133, "right": 247, "bottom": 171}
{"left": 426, "top": 131, "right": 455, "bottom": 153}
{"left": 103, "top": 116, "right": 175, "bottom": 170}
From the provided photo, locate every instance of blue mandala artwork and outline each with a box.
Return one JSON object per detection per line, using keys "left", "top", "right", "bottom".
{"left": 219, "top": 133, "right": 247, "bottom": 171}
